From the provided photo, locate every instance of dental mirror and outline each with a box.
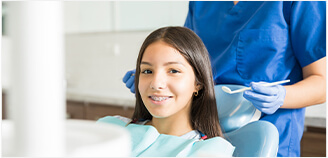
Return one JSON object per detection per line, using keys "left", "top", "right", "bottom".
{"left": 222, "top": 80, "right": 290, "bottom": 94}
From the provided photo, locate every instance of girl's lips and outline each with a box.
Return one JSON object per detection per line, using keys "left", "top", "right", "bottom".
{"left": 148, "top": 95, "right": 173, "bottom": 105}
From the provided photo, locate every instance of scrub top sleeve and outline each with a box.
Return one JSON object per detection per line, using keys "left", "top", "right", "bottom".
{"left": 290, "top": 1, "right": 326, "bottom": 67}
{"left": 184, "top": 1, "right": 194, "bottom": 29}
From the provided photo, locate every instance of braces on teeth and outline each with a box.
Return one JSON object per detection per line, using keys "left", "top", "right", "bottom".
{"left": 151, "top": 96, "right": 168, "bottom": 101}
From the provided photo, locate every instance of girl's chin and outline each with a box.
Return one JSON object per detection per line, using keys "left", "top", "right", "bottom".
{"left": 149, "top": 111, "right": 169, "bottom": 119}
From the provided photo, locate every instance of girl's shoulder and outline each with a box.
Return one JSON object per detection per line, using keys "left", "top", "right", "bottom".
{"left": 97, "top": 115, "right": 150, "bottom": 126}
{"left": 112, "top": 115, "right": 132, "bottom": 123}
{"left": 97, "top": 115, "right": 130, "bottom": 127}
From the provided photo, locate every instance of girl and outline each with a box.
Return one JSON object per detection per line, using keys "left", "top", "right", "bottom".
{"left": 98, "top": 26, "right": 234, "bottom": 157}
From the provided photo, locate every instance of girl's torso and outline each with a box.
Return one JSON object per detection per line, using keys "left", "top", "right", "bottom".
{"left": 97, "top": 116, "right": 235, "bottom": 157}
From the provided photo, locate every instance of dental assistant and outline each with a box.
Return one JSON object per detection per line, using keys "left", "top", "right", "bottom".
{"left": 184, "top": 1, "right": 326, "bottom": 157}
{"left": 123, "top": 1, "right": 326, "bottom": 157}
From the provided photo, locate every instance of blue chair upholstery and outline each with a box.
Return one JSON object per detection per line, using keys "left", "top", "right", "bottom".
{"left": 215, "top": 84, "right": 279, "bottom": 157}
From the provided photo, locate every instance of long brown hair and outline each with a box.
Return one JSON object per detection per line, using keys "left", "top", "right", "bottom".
{"left": 132, "top": 26, "right": 223, "bottom": 138}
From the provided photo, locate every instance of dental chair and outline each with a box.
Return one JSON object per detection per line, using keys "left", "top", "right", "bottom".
{"left": 215, "top": 84, "right": 279, "bottom": 157}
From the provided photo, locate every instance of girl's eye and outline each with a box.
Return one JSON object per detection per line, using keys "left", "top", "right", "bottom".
{"left": 169, "top": 69, "right": 180, "bottom": 73}
{"left": 141, "top": 70, "right": 152, "bottom": 74}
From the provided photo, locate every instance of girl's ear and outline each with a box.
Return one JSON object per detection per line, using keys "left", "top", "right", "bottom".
{"left": 195, "top": 83, "right": 203, "bottom": 92}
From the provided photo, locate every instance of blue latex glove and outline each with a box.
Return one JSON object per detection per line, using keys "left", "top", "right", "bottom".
{"left": 123, "top": 69, "right": 136, "bottom": 93}
{"left": 243, "top": 82, "right": 286, "bottom": 115}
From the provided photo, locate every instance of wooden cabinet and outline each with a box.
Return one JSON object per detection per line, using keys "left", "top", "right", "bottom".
{"left": 85, "top": 102, "right": 134, "bottom": 120}
{"left": 301, "top": 127, "right": 326, "bottom": 157}
{"left": 66, "top": 100, "right": 134, "bottom": 120}
{"left": 66, "top": 101, "right": 85, "bottom": 119}
{"left": 2, "top": 93, "right": 7, "bottom": 119}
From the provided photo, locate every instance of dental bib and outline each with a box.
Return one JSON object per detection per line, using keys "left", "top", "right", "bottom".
{"left": 98, "top": 116, "right": 235, "bottom": 157}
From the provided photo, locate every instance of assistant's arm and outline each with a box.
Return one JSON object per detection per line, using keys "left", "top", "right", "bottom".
{"left": 283, "top": 57, "right": 326, "bottom": 108}
{"left": 282, "top": 1, "right": 326, "bottom": 108}
{"left": 243, "top": 2, "right": 326, "bottom": 114}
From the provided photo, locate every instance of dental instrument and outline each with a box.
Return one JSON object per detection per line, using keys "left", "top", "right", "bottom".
{"left": 221, "top": 80, "right": 290, "bottom": 94}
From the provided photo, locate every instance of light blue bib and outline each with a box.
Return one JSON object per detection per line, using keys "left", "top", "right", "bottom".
{"left": 98, "top": 116, "right": 235, "bottom": 157}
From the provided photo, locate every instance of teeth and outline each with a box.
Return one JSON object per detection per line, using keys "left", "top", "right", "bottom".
{"left": 151, "top": 96, "right": 169, "bottom": 101}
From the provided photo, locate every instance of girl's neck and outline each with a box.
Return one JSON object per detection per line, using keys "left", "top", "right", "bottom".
{"left": 147, "top": 115, "right": 193, "bottom": 136}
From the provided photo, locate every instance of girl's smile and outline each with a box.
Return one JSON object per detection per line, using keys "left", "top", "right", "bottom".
{"left": 148, "top": 95, "right": 173, "bottom": 105}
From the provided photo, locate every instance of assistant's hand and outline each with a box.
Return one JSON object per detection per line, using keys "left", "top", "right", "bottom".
{"left": 243, "top": 82, "right": 286, "bottom": 115}
{"left": 123, "top": 69, "right": 136, "bottom": 94}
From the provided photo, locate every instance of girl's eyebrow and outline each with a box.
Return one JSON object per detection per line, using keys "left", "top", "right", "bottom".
{"left": 140, "top": 61, "right": 152, "bottom": 66}
{"left": 140, "top": 61, "right": 185, "bottom": 67}
{"left": 164, "top": 62, "right": 185, "bottom": 67}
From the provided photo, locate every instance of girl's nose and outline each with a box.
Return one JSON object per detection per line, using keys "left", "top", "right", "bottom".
{"left": 150, "top": 72, "right": 167, "bottom": 90}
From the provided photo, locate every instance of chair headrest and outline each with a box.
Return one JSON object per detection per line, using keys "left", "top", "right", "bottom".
{"left": 214, "top": 84, "right": 259, "bottom": 133}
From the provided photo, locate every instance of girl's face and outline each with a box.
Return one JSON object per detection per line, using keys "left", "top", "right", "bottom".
{"left": 138, "top": 40, "right": 198, "bottom": 119}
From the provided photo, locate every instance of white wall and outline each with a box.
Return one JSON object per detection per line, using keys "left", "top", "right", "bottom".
{"left": 64, "top": 1, "right": 188, "bottom": 33}
{"left": 64, "top": 2, "right": 113, "bottom": 33}
{"left": 3, "top": 1, "right": 189, "bottom": 105}
{"left": 117, "top": 2, "right": 188, "bottom": 31}
{"left": 62, "top": 1, "right": 189, "bottom": 106}
{"left": 65, "top": 31, "right": 149, "bottom": 106}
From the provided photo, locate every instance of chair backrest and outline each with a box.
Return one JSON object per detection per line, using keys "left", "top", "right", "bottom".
{"left": 215, "top": 84, "right": 279, "bottom": 157}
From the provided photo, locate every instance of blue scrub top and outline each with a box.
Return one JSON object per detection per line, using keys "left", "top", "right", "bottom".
{"left": 184, "top": 1, "right": 326, "bottom": 157}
